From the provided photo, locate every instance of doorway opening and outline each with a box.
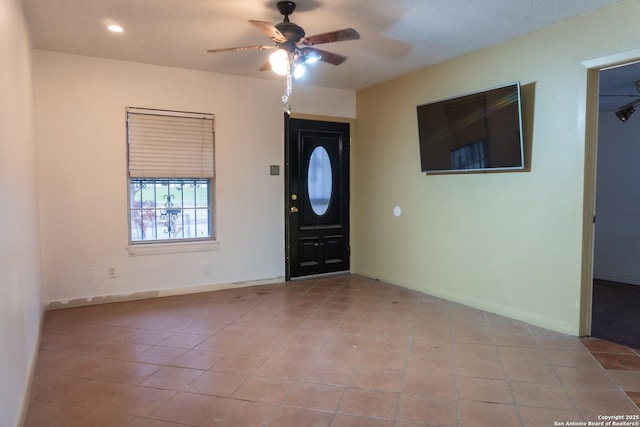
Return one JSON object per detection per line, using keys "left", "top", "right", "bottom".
{"left": 582, "top": 52, "right": 640, "bottom": 349}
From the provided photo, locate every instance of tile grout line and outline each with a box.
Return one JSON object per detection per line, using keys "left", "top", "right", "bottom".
{"left": 483, "top": 311, "right": 527, "bottom": 427}
{"left": 580, "top": 338, "right": 640, "bottom": 410}
{"left": 449, "top": 299, "right": 462, "bottom": 427}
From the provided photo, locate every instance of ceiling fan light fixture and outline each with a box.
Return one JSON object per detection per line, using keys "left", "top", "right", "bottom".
{"left": 269, "top": 49, "right": 289, "bottom": 75}
{"left": 304, "top": 53, "right": 320, "bottom": 65}
{"left": 206, "top": 1, "right": 360, "bottom": 111}
{"left": 293, "top": 62, "right": 306, "bottom": 79}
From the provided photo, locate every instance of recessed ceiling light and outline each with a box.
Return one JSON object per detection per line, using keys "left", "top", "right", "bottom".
{"left": 107, "top": 24, "right": 124, "bottom": 33}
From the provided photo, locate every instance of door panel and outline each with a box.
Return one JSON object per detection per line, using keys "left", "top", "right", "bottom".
{"left": 286, "top": 117, "right": 350, "bottom": 279}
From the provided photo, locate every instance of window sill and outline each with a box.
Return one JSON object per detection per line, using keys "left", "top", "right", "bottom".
{"left": 127, "top": 240, "right": 220, "bottom": 256}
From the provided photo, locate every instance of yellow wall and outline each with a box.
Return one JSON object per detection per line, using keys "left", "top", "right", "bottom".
{"left": 354, "top": 0, "right": 640, "bottom": 335}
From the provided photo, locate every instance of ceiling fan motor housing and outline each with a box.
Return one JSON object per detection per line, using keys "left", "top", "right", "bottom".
{"left": 275, "top": 1, "right": 305, "bottom": 44}
{"left": 277, "top": 1, "right": 297, "bottom": 17}
{"left": 276, "top": 22, "right": 305, "bottom": 44}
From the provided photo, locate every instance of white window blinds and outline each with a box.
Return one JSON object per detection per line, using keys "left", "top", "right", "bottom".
{"left": 127, "top": 107, "right": 215, "bottom": 178}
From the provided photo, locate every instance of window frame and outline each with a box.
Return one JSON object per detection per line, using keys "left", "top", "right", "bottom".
{"left": 126, "top": 107, "right": 216, "bottom": 248}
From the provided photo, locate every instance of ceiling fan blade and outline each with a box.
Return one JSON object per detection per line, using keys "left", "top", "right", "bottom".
{"left": 249, "top": 20, "right": 287, "bottom": 43}
{"left": 302, "top": 47, "right": 348, "bottom": 66}
{"left": 302, "top": 28, "right": 360, "bottom": 46}
{"left": 207, "top": 45, "right": 274, "bottom": 54}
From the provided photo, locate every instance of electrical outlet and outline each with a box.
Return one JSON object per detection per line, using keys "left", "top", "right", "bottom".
{"left": 203, "top": 263, "right": 211, "bottom": 274}
{"left": 107, "top": 267, "right": 117, "bottom": 278}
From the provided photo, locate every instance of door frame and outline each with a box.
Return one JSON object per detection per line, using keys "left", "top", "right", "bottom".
{"left": 285, "top": 113, "right": 356, "bottom": 280}
{"left": 580, "top": 49, "right": 640, "bottom": 336}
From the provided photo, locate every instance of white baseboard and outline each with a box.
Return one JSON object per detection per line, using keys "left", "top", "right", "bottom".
{"left": 45, "top": 276, "right": 286, "bottom": 311}
{"left": 18, "top": 303, "right": 46, "bottom": 427}
{"left": 354, "top": 268, "right": 575, "bottom": 335}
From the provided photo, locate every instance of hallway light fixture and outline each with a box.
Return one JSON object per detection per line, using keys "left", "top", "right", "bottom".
{"left": 616, "top": 103, "right": 638, "bottom": 122}
{"left": 615, "top": 80, "right": 640, "bottom": 123}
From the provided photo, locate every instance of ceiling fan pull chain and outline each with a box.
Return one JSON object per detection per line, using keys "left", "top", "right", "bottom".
{"left": 282, "top": 72, "right": 293, "bottom": 113}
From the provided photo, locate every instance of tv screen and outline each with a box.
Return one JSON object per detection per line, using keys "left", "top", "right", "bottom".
{"left": 416, "top": 82, "right": 524, "bottom": 174}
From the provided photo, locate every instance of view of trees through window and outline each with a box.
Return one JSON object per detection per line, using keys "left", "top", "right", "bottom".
{"left": 129, "top": 179, "right": 211, "bottom": 242}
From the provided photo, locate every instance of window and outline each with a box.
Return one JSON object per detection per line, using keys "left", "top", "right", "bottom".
{"left": 127, "top": 107, "right": 214, "bottom": 244}
{"left": 307, "top": 146, "right": 332, "bottom": 216}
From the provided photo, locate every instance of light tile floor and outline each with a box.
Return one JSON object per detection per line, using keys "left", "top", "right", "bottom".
{"left": 25, "top": 274, "right": 640, "bottom": 426}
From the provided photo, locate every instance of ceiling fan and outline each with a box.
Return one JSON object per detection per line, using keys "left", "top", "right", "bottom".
{"left": 206, "top": 1, "right": 360, "bottom": 79}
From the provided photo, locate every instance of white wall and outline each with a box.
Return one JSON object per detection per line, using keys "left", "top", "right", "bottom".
{"left": 354, "top": 0, "right": 640, "bottom": 335}
{"left": 33, "top": 51, "right": 355, "bottom": 305}
{"left": 0, "top": 0, "right": 43, "bottom": 425}
{"left": 594, "top": 110, "right": 640, "bottom": 285}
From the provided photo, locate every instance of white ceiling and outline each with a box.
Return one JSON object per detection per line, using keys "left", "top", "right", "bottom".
{"left": 24, "top": 0, "right": 623, "bottom": 91}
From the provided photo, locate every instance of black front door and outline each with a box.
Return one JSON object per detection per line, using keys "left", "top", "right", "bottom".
{"left": 285, "top": 117, "right": 350, "bottom": 279}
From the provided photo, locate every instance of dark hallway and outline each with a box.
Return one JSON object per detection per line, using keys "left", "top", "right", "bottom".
{"left": 591, "top": 279, "right": 640, "bottom": 350}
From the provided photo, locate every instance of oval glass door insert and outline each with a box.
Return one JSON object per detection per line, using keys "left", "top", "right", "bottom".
{"left": 308, "top": 146, "right": 333, "bottom": 215}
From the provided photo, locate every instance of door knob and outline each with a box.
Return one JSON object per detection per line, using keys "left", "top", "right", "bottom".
{"left": 290, "top": 206, "right": 299, "bottom": 213}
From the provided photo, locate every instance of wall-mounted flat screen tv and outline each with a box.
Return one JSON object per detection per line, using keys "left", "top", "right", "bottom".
{"left": 417, "top": 82, "right": 524, "bottom": 174}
